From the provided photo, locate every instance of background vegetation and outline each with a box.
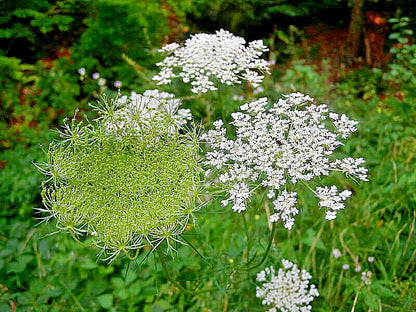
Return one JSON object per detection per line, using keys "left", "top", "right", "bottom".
{"left": 0, "top": 0, "right": 415, "bottom": 311}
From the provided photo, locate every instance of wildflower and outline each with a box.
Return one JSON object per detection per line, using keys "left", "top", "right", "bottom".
{"left": 78, "top": 67, "right": 86, "bottom": 76}
{"left": 114, "top": 81, "right": 122, "bottom": 88}
{"left": 142, "top": 89, "right": 193, "bottom": 126}
{"left": 221, "top": 182, "right": 250, "bottom": 213}
{"left": 330, "top": 157, "right": 369, "bottom": 182}
{"left": 256, "top": 259, "right": 319, "bottom": 312}
{"left": 332, "top": 249, "right": 342, "bottom": 258}
{"left": 368, "top": 256, "right": 375, "bottom": 263}
{"left": 37, "top": 93, "right": 201, "bottom": 262}
{"left": 361, "top": 271, "right": 372, "bottom": 285}
{"left": 233, "top": 95, "right": 245, "bottom": 101}
{"left": 97, "top": 78, "right": 106, "bottom": 86}
{"left": 92, "top": 72, "right": 100, "bottom": 79}
{"left": 153, "top": 29, "right": 270, "bottom": 93}
{"left": 203, "top": 93, "right": 368, "bottom": 227}
{"left": 270, "top": 190, "right": 298, "bottom": 229}
{"left": 115, "top": 90, "right": 191, "bottom": 131}
{"left": 342, "top": 264, "right": 350, "bottom": 270}
{"left": 355, "top": 264, "right": 362, "bottom": 272}
{"left": 315, "top": 186, "right": 352, "bottom": 221}
{"left": 143, "top": 89, "right": 175, "bottom": 99}
{"left": 253, "top": 86, "right": 265, "bottom": 95}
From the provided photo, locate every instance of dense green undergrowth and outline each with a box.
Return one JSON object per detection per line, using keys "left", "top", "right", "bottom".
{"left": 1, "top": 1, "right": 416, "bottom": 311}
{"left": 1, "top": 63, "right": 415, "bottom": 311}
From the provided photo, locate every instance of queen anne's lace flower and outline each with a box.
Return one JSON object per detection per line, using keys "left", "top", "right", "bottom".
{"left": 153, "top": 29, "right": 270, "bottom": 93}
{"left": 203, "top": 92, "right": 368, "bottom": 227}
{"left": 315, "top": 186, "right": 352, "bottom": 220}
{"left": 38, "top": 93, "right": 200, "bottom": 262}
{"left": 270, "top": 191, "right": 298, "bottom": 229}
{"left": 110, "top": 90, "right": 191, "bottom": 134}
{"left": 330, "top": 157, "right": 369, "bottom": 182}
{"left": 256, "top": 259, "right": 319, "bottom": 312}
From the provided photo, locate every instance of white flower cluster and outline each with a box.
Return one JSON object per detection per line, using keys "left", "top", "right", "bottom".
{"left": 256, "top": 259, "right": 319, "bottom": 312}
{"left": 142, "top": 89, "right": 193, "bottom": 127}
{"left": 315, "top": 186, "right": 352, "bottom": 220}
{"left": 202, "top": 92, "right": 368, "bottom": 228}
{"left": 153, "top": 29, "right": 270, "bottom": 93}
{"left": 269, "top": 190, "right": 298, "bottom": 229}
{"left": 107, "top": 90, "right": 192, "bottom": 134}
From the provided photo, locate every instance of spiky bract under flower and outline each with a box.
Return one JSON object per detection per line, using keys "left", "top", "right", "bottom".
{"left": 39, "top": 95, "right": 200, "bottom": 261}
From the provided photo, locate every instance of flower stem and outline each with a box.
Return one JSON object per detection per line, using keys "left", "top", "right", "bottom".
{"left": 122, "top": 248, "right": 140, "bottom": 260}
{"left": 241, "top": 222, "right": 276, "bottom": 271}
{"left": 157, "top": 249, "right": 196, "bottom": 296}
{"left": 217, "top": 85, "right": 227, "bottom": 122}
{"left": 242, "top": 213, "right": 251, "bottom": 264}
{"left": 68, "top": 229, "right": 94, "bottom": 247}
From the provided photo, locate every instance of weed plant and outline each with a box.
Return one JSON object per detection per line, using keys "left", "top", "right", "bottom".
{"left": 0, "top": 24, "right": 415, "bottom": 312}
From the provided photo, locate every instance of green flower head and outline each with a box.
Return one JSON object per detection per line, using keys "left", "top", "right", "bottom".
{"left": 38, "top": 93, "right": 201, "bottom": 261}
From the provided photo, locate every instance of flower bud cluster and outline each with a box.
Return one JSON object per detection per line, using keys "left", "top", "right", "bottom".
{"left": 153, "top": 29, "right": 270, "bottom": 93}
{"left": 38, "top": 93, "right": 200, "bottom": 261}
{"left": 256, "top": 259, "right": 319, "bottom": 312}
{"left": 203, "top": 92, "right": 368, "bottom": 228}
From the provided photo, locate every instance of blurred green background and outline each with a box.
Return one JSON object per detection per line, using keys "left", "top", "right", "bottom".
{"left": 0, "top": 0, "right": 415, "bottom": 311}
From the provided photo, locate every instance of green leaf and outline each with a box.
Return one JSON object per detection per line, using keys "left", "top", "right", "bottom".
{"left": 277, "top": 30, "right": 289, "bottom": 45}
{"left": 80, "top": 258, "right": 98, "bottom": 269}
{"left": 388, "top": 33, "right": 400, "bottom": 40}
{"left": 390, "top": 47, "right": 400, "bottom": 54}
{"left": 301, "top": 228, "right": 326, "bottom": 250}
{"left": 398, "top": 37, "right": 409, "bottom": 44}
{"left": 13, "top": 9, "right": 44, "bottom": 19}
{"left": 363, "top": 291, "right": 379, "bottom": 309}
{"left": 266, "top": 4, "right": 308, "bottom": 17}
{"left": 114, "top": 288, "right": 128, "bottom": 300}
{"left": 0, "top": 28, "right": 15, "bottom": 39}
{"left": 111, "top": 277, "right": 125, "bottom": 289}
{"left": 97, "top": 294, "right": 113, "bottom": 309}
{"left": 128, "top": 281, "right": 142, "bottom": 296}
{"left": 371, "top": 282, "right": 396, "bottom": 298}
{"left": 5, "top": 255, "right": 33, "bottom": 274}
{"left": 388, "top": 18, "right": 399, "bottom": 23}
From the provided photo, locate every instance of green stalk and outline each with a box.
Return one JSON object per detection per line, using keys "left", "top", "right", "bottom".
{"left": 157, "top": 249, "right": 196, "bottom": 296}
{"left": 240, "top": 222, "right": 276, "bottom": 271}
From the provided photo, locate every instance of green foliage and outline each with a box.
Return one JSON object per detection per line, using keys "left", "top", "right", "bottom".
{"left": 0, "top": 0, "right": 179, "bottom": 150}
{"left": 72, "top": 0, "right": 168, "bottom": 69}
{"left": 34, "top": 59, "right": 81, "bottom": 111}
{"left": 0, "top": 145, "right": 47, "bottom": 218}
{"left": 0, "top": 219, "right": 191, "bottom": 311}
{"left": 1, "top": 2, "right": 416, "bottom": 311}
{"left": 276, "top": 60, "right": 330, "bottom": 99}
{"left": 384, "top": 17, "right": 416, "bottom": 86}
{"left": 0, "top": 56, "right": 81, "bottom": 150}
{"left": 0, "top": 0, "right": 87, "bottom": 62}
{"left": 264, "top": 24, "right": 304, "bottom": 65}
{"left": 184, "top": 0, "right": 351, "bottom": 39}
{"left": 337, "top": 67, "right": 385, "bottom": 101}
{"left": 0, "top": 56, "right": 36, "bottom": 147}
